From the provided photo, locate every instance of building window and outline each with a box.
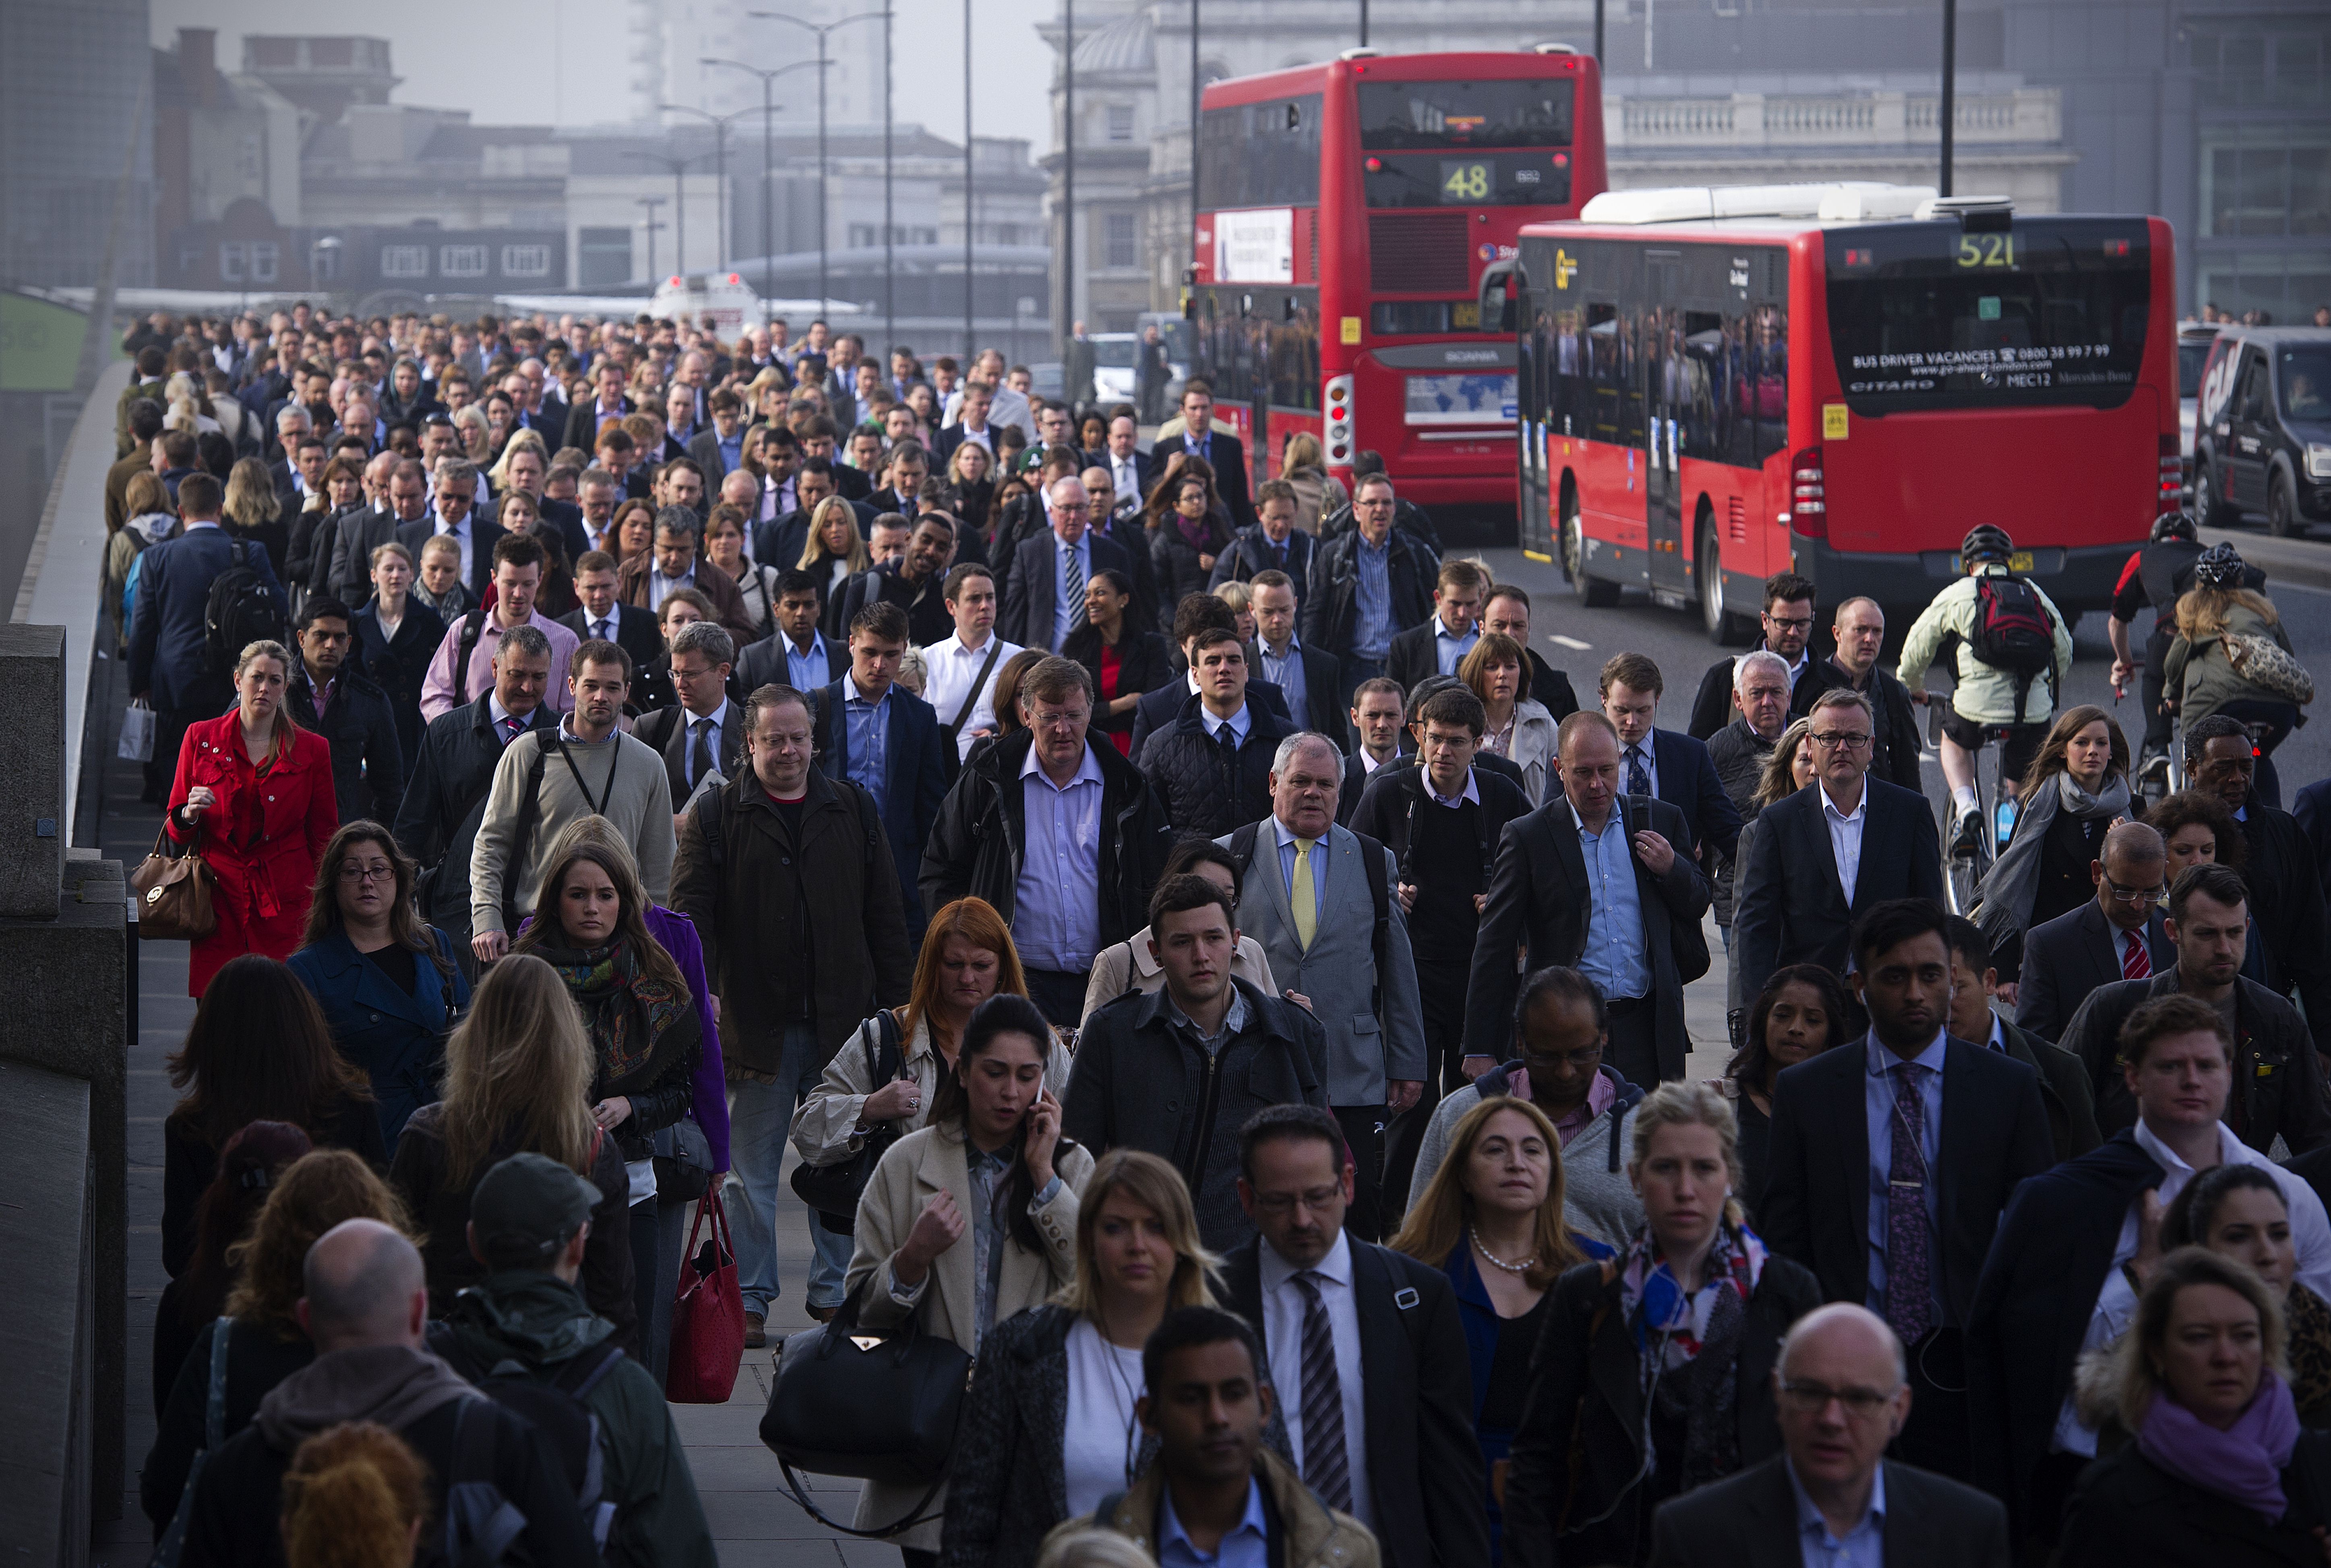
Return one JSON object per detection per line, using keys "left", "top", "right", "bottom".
{"left": 2202, "top": 132, "right": 2331, "bottom": 238}
{"left": 439, "top": 244, "right": 488, "bottom": 278}
{"left": 1107, "top": 104, "right": 1134, "bottom": 143}
{"left": 2189, "top": 21, "right": 2329, "bottom": 110}
{"left": 219, "top": 242, "right": 246, "bottom": 283}
{"left": 312, "top": 240, "right": 340, "bottom": 281}
{"left": 578, "top": 227, "right": 632, "bottom": 288}
{"left": 177, "top": 238, "right": 203, "bottom": 277}
{"left": 1105, "top": 212, "right": 1138, "bottom": 269}
{"left": 380, "top": 244, "right": 430, "bottom": 279}
{"left": 501, "top": 244, "right": 554, "bottom": 278}
{"left": 247, "top": 240, "right": 279, "bottom": 283}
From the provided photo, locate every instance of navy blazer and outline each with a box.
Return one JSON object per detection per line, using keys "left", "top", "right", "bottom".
{"left": 393, "top": 511, "right": 507, "bottom": 600}
{"left": 1126, "top": 676, "right": 1294, "bottom": 759}
{"left": 813, "top": 678, "right": 954, "bottom": 933}
{"left": 2013, "top": 899, "right": 2175, "bottom": 1044}
{"left": 999, "top": 529, "right": 1134, "bottom": 654}
{"left": 286, "top": 927, "right": 470, "bottom": 1147}
{"left": 1646, "top": 726, "right": 1743, "bottom": 862}
{"left": 1732, "top": 778, "right": 1945, "bottom": 1007}
{"left": 128, "top": 525, "right": 289, "bottom": 711}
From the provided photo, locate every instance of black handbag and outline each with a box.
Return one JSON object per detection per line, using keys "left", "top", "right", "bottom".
{"left": 758, "top": 1276, "right": 971, "bottom": 1537}
{"left": 652, "top": 1114, "right": 714, "bottom": 1202}
{"left": 789, "top": 1011, "right": 905, "bottom": 1235}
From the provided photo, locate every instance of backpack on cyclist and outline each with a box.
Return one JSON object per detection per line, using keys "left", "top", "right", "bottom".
{"left": 428, "top": 1322, "right": 625, "bottom": 1551}
{"left": 202, "top": 540, "right": 287, "bottom": 678}
{"left": 1967, "top": 571, "right": 2057, "bottom": 723}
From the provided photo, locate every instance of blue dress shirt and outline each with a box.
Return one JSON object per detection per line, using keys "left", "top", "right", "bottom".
{"left": 1572, "top": 801, "right": 1650, "bottom": 1001}
{"left": 1789, "top": 1455, "right": 1887, "bottom": 1568}
{"left": 1158, "top": 1475, "right": 1270, "bottom": 1568}
{"left": 1260, "top": 637, "right": 1307, "bottom": 721}
{"left": 842, "top": 672, "right": 891, "bottom": 816}
{"left": 718, "top": 428, "right": 745, "bottom": 474}
{"left": 1015, "top": 742, "right": 1105, "bottom": 971}
{"left": 1862, "top": 1028, "right": 1949, "bottom": 1325}
{"left": 1353, "top": 534, "right": 1394, "bottom": 661}
{"left": 1434, "top": 618, "right": 1481, "bottom": 676}
{"left": 785, "top": 631, "right": 831, "bottom": 693}
{"left": 1199, "top": 702, "right": 1251, "bottom": 747}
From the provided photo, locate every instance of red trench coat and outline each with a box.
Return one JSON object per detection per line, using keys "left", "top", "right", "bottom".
{"left": 165, "top": 715, "right": 338, "bottom": 995}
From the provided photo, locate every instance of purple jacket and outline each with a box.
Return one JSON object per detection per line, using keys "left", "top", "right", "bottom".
{"left": 515, "top": 904, "right": 731, "bottom": 1171}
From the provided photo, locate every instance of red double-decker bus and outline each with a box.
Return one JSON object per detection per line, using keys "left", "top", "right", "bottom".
{"left": 1491, "top": 185, "right": 2182, "bottom": 637}
{"left": 1187, "top": 46, "right": 1606, "bottom": 540}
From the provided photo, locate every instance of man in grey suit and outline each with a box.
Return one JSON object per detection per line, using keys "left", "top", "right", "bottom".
{"left": 1218, "top": 730, "right": 1426, "bottom": 1242}
{"left": 330, "top": 459, "right": 428, "bottom": 606}
{"left": 2013, "top": 819, "right": 2175, "bottom": 1043}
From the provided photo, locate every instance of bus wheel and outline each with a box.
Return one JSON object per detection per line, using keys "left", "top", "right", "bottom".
{"left": 1698, "top": 521, "right": 1752, "bottom": 645}
{"left": 1566, "top": 503, "right": 1617, "bottom": 608}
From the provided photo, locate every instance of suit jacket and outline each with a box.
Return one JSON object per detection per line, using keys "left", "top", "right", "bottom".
{"left": 561, "top": 396, "right": 632, "bottom": 455}
{"left": 1462, "top": 794, "right": 1712, "bottom": 1077}
{"left": 1258, "top": 643, "right": 1346, "bottom": 736}
{"left": 1732, "top": 778, "right": 1945, "bottom": 1007}
{"left": 1384, "top": 619, "right": 1477, "bottom": 701}
{"left": 489, "top": 494, "right": 586, "bottom": 568}
{"left": 734, "top": 629, "right": 848, "bottom": 693}
{"left": 633, "top": 699, "right": 747, "bottom": 811}
{"left": 555, "top": 602, "right": 664, "bottom": 676}
{"left": 1126, "top": 676, "right": 1293, "bottom": 759}
{"left": 1152, "top": 429, "right": 1257, "bottom": 530}
{"left": 1222, "top": 822, "right": 1427, "bottom": 1105}
{"left": 128, "top": 525, "right": 289, "bottom": 712}
{"left": 613, "top": 552, "right": 757, "bottom": 640}
{"left": 1759, "top": 1034, "right": 2053, "bottom": 1326}
{"left": 1220, "top": 1235, "right": 1491, "bottom": 1568}
{"left": 390, "top": 692, "right": 558, "bottom": 938}
{"left": 999, "top": 529, "right": 1134, "bottom": 653}
{"left": 2240, "top": 803, "right": 2331, "bottom": 1055}
{"left": 1208, "top": 523, "right": 1316, "bottom": 600}
{"left": 1644, "top": 725, "right": 1743, "bottom": 861}
{"left": 837, "top": 560, "right": 954, "bottom": 648}
{"left": 1303, "top": 527, "right": 1437, "bottom": 666}
{"left": 813, "top": 679, "right": 952, "bottom": 929}
{"left": 1997, "top": 1016, "right": 2104, "bottom": 1164}
{"left": 2012, "top": 900, "right": 2174, "bottom": 1043}
{"left": 1646, "top": 1455, "right": 2010, "bottom": 1568}
{"left": 325, "top": 503, "right": 399, "bottom": 604}
{"left": 685, "top": 427, "right": 741, "bottom": 484}
{"left": 392, "top": 512, "right": 507, "bottom": 601}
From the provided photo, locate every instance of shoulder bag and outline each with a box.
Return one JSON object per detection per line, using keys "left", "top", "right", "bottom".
{"left": 132, "top": 825, "right": 217, "bottom": 942}
{"left": 789, "top": 1009, "right": 905, "bottom": 1235}
{"left": 2225, "top": 632, "right": 2316, "bottom": 707}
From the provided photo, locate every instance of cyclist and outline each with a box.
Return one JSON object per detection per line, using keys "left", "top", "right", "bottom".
{"left": 2164, "top": 541, "right": 2307, "bottom": 809}
{"left": 2107, "top": 510, "right": 2268, "bottom": 786}
{"left": 1897, "top": 524, "right": 2076, "bottom": 857}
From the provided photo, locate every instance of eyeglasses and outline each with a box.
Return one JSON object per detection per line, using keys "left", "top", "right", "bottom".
{"left": 1779, "top": 1379, "right": 1899, "bottom": 1419}
{"left": 1808, "top": 732, "right": 1872, "bottom": 750}
{"left": 338, "top": 862, "right": 396, "bottom": 884}
{"left": 2104, "top": 876, "right": 2171, "bottom": 905}
{"left": 1765, "top": 614, "right": 1815, "bottom": 632}
{"left": 1252, "top": 1186, "right": 1344, "bottom": 1216}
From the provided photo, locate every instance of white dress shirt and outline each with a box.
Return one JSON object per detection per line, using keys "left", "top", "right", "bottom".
{"left": 435, "top": 511, "right": 474, "bottom": 588}
{"left": 1258, "top": 1229, "right": 1374, "bottom": 1531}
{"left": 1823, "top": 785, "right": 1869, "bottom": 904}
{"left": 922, "top": 629, "right": 1026, "bottom": 759}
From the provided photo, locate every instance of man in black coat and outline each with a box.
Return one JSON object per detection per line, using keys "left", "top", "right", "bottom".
{"left": 562, "top": 361, "right": 633, "bottom": 453}
{"left": 1760, "top": 898, "right": 2054, "bottom": 1485}
{"left": 2188, "top": 714, "right": 2331, "bottom": 1052}
{"left": 1648, "top": 1305, "right": 2011, "bottom": 1568}
{"left": 1705, "top": 650, "right": 1790, "bottom": 953}
{"left": 1249, "top": 568, "right": 1343, "bottom": 736}
{"left": 391, "top": 627, "right": 557, "bottom": 956}
{"left": 1598, "top": 651, "right": 1743, "bottom": 862}
{"left": 328, "top": 458, "right": 429, "bottom": 607}
{"left": 1136, "top": 631, "right": 1296, "bottom": 841}
{"left": 1207, "top": 480, "right": 1318, "bottom": 598}
{"left": 1303, "top": 474, "right": 1435, "bottom": 704}
{"left": 558, "top": 550, "right": 666, "bottom": 677}
{"left": 1383, "top": 557, "right": 1487, "bottom": 704}
{"left": 919, "top": 656, "right": 1172, "bottom": 1024}
{"left": 630, "top": 619, "right": 747, "bottom": 815}
{"left": 1462, "top": 712, "right": 1711, "bottom": 1087}
{"left": 393, "top": 460, "right": 505, "bottom": 601}
{"left": 1218, "top": 1104, "right": 1489, "bottom": 1568}
{"left": 811, "top": 601, "right": 953, "bottom": 940}
{"left": 834, "top": 513, "right": 958, "bottom": 648}
{"left": 1150, "top": 382, "right": 1256, "bottom": 531}
{"left": 2013, "top": 819, "right": 2176, "bottom": 1043}
{"left": 998, "top": 474, "right": 1133, "bottom": 653}
{"left": 1791, "top": 596, "right": 1924, "bottom": 793}
{"left": 2055, "top": 862, "right": 2331, "bottom": 1155}
{"left": 1125, "top": 594, "right": 1295, "bottom": 758}
{"left": 287, "top": 598, "right": 405, "bottom": 827}
{"left": 1943, "top": 915, "right": 2101, "bottom": 1164}
{"left": 1733, "top": 688, "right": 1945, "bottom": 1008}
{"left": 1686, "top": 571, "right": 1820, "bottom": 741}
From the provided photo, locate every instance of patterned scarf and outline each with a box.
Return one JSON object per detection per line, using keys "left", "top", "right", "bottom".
{"left": 538, "top": 934, "right": 699, "bottom": 1097}
{"left": 1621, "top": 1222, "right": 1767, "bottom": 1490}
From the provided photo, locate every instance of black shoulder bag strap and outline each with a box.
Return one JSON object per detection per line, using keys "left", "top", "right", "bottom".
{"left": 453, "top": 610, "right": 487, "bottom": 706}
{"left": 944, "top": 637, "right": 1008, "bottom": 743}
{"left": 1226, "top": 820, "right": 1262, "bottom": 883}
{"left": 1349, "top": 828, "right": 1392, "bottom": 1021}
{"left": 500, "top": 736, "right": 554, "bottom": 935}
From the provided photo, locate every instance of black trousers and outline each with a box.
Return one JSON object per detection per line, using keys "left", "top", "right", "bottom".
{"left": 1604, "top": 998, "right": 1665, "bottom": 1088}
{"left": 1333, "top": 1102, "right": 1388, "bottom": 1243}
{"left": 1382, "top": 957, "right": 1470, "bottom": 1229}
{"left": 1890, "top": 1326, "right": 1973, "bottom": 1483}
{"left": 1024, "top": 967, "right": 1091, "bottom": 1032}
{"left": 2142, "top": 621, "right": 2174, "bottom": 751}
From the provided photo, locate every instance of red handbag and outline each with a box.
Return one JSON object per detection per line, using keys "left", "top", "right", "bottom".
{"left": 666, "top": 1187, "right": 747, "bottom": 1403}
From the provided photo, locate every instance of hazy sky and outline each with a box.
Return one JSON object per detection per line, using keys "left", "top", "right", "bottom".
{"left": 149, "top": 0, "right": 1053, "bottom": 143}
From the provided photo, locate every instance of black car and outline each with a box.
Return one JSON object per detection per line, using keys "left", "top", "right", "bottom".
{"left": 2192, "top": 325, "right": 2331, "bottom": 537}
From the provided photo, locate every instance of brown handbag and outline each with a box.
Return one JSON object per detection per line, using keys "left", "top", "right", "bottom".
{"left": 131, "top": 825, "right": 217, "bottom": 942}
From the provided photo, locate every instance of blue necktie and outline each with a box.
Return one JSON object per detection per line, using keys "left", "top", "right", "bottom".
{"left": 1626, "top": 745, "right": 1650, "bottom": 799}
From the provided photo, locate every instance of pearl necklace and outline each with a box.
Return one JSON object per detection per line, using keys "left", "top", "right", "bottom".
{"left": 1471, "top": 1227, "right": 1538, "bottom": 1276}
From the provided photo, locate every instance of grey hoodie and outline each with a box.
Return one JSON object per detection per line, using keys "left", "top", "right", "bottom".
{"left": 254, "top": 1343, "right": 478, "bottom": 1452}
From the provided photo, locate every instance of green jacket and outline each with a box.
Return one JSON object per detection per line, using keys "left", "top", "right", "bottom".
{"left": 2164, "top": 600, "right": 2298, "bottom": 728}
{"left": 440, "top": 1271, "right": 717, "bottom": 1568}
{"left": 1896, "top": 564, "right": 2076, "bottom": 727}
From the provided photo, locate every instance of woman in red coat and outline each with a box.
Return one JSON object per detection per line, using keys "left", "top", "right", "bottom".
{"left": 165, "top": 639, "right": 337, "bottom": 995}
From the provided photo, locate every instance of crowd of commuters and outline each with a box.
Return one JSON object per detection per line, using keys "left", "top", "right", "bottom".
{"left": 122, "top": 300, "right": 2331, "bottom": 1568}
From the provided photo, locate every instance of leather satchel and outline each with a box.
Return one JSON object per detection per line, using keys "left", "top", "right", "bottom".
{"left": 789, "top": 1010, "right": 904, "bottom": 1235}
{"left": 131, "top": 826, "right": 217, "bottom": 942}
{"left": 2224, "top": 632, "right": 2316, "bottom": 707}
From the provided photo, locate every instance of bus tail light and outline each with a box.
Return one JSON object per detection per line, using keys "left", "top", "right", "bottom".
{"left": 1324, "top": 374, "right": 1355, "bottom": 465}
{"left": 2160, "top": 432, "right": 2184, "bottom": 504}
{"left": 1788, "top": 447, "right": 1827, "bottom": 538}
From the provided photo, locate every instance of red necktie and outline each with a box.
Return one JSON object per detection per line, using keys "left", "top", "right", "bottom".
{"left": 2124, "top": 930, "right": 2151, "bottom": 981}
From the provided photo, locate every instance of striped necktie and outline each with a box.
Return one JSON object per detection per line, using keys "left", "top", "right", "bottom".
{"left": 1293, "top": 1272, "right": 1351, "bottom": 1512}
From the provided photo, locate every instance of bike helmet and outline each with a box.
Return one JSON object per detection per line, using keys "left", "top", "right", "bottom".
{"left": 2192, "top": 541, "right": 2247, "bottom": 590}
{"left": 2150, "top": 510, "right": 2199, "bottom": 544}
{"left": 1960, "top": 525, "right": 2015, "bottom": 569}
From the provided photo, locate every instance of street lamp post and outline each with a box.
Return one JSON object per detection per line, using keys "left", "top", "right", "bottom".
{"left": 625, "top": 150, "right": 707, "bottom": 276}
{"left": 1938, "top": 0, "right": 1958, "bottom": 197}
{"left": 637, "top": 197, "right": 668, "bottom": 279}
{"left": 663, "top": 102, "right": 768, "bottom": 266}
{"left": 751, "top": 9, "right": 886, "bottom": 316}
{"left": 702, "top": 56, "right": 825, "bottom": 296}
{"left": 965, "top": 0, "right": 975, "bottom": 359}
{"left": 1062, "top": 0, "right": 1074, "bottom": 352}
{"left": 1188, "top": 0, "right": 1200, "bottom": 273}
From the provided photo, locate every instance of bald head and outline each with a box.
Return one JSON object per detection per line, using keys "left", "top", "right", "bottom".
{"left": 2102, "top": 819, "right": 2166, "bottom": 870}
{"left": 1778, "top": 1303, "right": 1905, "bottom": 1388}
{"left": 2096, "top": 819, "right": 2168, "bottom": 931}
{"left": 299, "top": 1219, "right": 426, "bottom": 1353}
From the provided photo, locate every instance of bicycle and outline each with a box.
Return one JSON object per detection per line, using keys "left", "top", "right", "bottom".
{"left": 1915, "top": 691, "right": 2020, "bottom": 917}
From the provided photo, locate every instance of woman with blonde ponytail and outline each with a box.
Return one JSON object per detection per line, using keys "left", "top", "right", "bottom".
{"left": 279, "top": 1422, "right": 428, "bottom": 1568}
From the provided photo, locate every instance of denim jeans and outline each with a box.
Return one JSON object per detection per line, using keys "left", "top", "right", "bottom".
{"left": 725, "top": 1022, "right": 853, "bottom": 1316}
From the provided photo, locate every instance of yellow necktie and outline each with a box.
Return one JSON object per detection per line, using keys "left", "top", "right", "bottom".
{"left": 1292, "top": 836, "right": 1319, "bottom": 949}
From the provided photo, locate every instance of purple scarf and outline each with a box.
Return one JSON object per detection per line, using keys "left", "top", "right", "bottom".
{"left": 2137, "top": 1371, "right": 2301, "bottom": 1522}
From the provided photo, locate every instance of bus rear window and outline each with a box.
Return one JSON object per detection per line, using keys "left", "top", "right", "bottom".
{"left": 1357, "top": 79, "right": 1574, "bottom": 150}
{"left": 1823, "top": 221, "right": 2153, "bottom": 413}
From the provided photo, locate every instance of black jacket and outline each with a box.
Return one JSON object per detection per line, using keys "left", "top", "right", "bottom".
{"left": 288, "top": 661, "right": 405, "bottom": 827}
{"left": 1063, "top": 979, "right": 1328, "bottom": 1251}
{"left": 1063, "top": 624, "right": 1178, "bottom": 742}
{"left": 632, "top": 699, "right": 748, "bottom": 810}
{"left": 1462, "top": 794, "right": 1713, "bottom": 1079}
{"left": 1384, "top": 619, "right": 1473, "bottom": 702}
{"left": 2241, "top": 802, "right": 2331, "bottom": 1055}
{"left": 1208, "top": 523, "right": 1316, "bottom": 599}
{"left": 2013, "top": 899, "right": 2175, "bottom": 1044}
{"left": 1302, "top": 528, "right": 1435, "bottom": 665}
{"left": 1348, "top": 761, "right": 1531, "bottom": 964}
{"left": 1505, "top": 1250, "right": 1822, "bottom": 1568}
{"left": 1148, "top": 516, "right": 1235, "bottom": 625}
{"left": 1648, "top": 1454, "right": 2010, "bottom": 1568}
{"left": 1318, "top": 492, "right": 1444, "bottom": 560}
{"left": 2057, "top": 971, "right": 2331, "bottom": 1156}
{"left": 1792, "top": 657, "right": 1925, "bottom": 794}
{"left": 734, "top": 628, "right": 848, "bottom": 693}
{"left": 1731, "top": 778, "right": 1944, "bottom": 1008}
{"left": 838, "top": 559, "right": 956, "bottom": 648}
{"left": 1152, "top": 428, "right": 1257, "bottom": 531}
{"left": 391, "top": 693, "right": 558, "bottom": 938}
{"left": 556, "top": 603, "right": 664, "bottom": 678}
{"left": 1761, "top": 1034, "right": 2053, "bottom": 1325}
{"left": 919, "top": 727, "right": 1172, "bottom": 948}
{"left": 2058, "top": 1416, "right": 2331, "bottom": 1568}
{"left": 999, "top": 529, "right": 1135, "bottom": 653}
{"left": 1998, "top": 1016, "right": 2104, "bottom": 1164}
{"left": 1126, "top": 676, "right": 1293, "bottom": 760}
{"left": 1219, "top": 1233, "right": 1491, "bottom": 1568}
{"left": 353, "top": 597, "right": 447, "bottom": 769}
{"left": 143, "top": 1317, "right": 316, "bottom": 1528}
{"left": 811, "top": 676, "right": 954, "bottom": 928}
{"left": 1686, "top": 645, "right": 1821, "bottom": 742}
{"left": 1965, "top": 1129, "right": 2164, "bottom": 1527}
{"left": 1704, "top": 718, "right": 1775, "bottom": 927}
{"left": 1136, "top": 693, "right": 1296, "bottom": 840}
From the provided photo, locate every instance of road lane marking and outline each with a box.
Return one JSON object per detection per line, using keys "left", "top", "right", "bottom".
{"left": 1549, "top": 635, "right": 1593, "bottom": 650}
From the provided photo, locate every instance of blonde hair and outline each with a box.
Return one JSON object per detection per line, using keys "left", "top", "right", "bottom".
{"left": 1628, "top": 1080, "right": 1747, "bottom": 1230}
{"left": 436, "top": 954, "right": 597, "bottom": 1185}
{"left": 1280, "top": 429, "right": 1326, "bottom": 476}
{"left": 223, "top": 457, "right": 279, "bottom": 530}
{"left": 1756, "top": 718, "right": 1815, "bottom": 809}
{"left": 233, "top": 640, "right": 302, "bottom": 765}
{"left": 2176, "top": 583, "right": 2280, "bottom": 640}
{"left": 1036, "top": 1529, "right": 1158, "bottom": 1568}
{"left": 1054, "top": 1149, "right": 1221, "bottom": 1319}
{"left": 1391, "top": 1096, "right": 1588, "bottom": 1290}
{"left": 1212, "top": 579, "right": 1251, "bottom": 613}
{"left": 798, "top": 496, "right": 871, "bottom": 573}
{"left": 279, "top": 1422, "right": 429, "bottom": 1568}
{"left": 2104, "top": 1245, "right": 2288, "bottom": 1433}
